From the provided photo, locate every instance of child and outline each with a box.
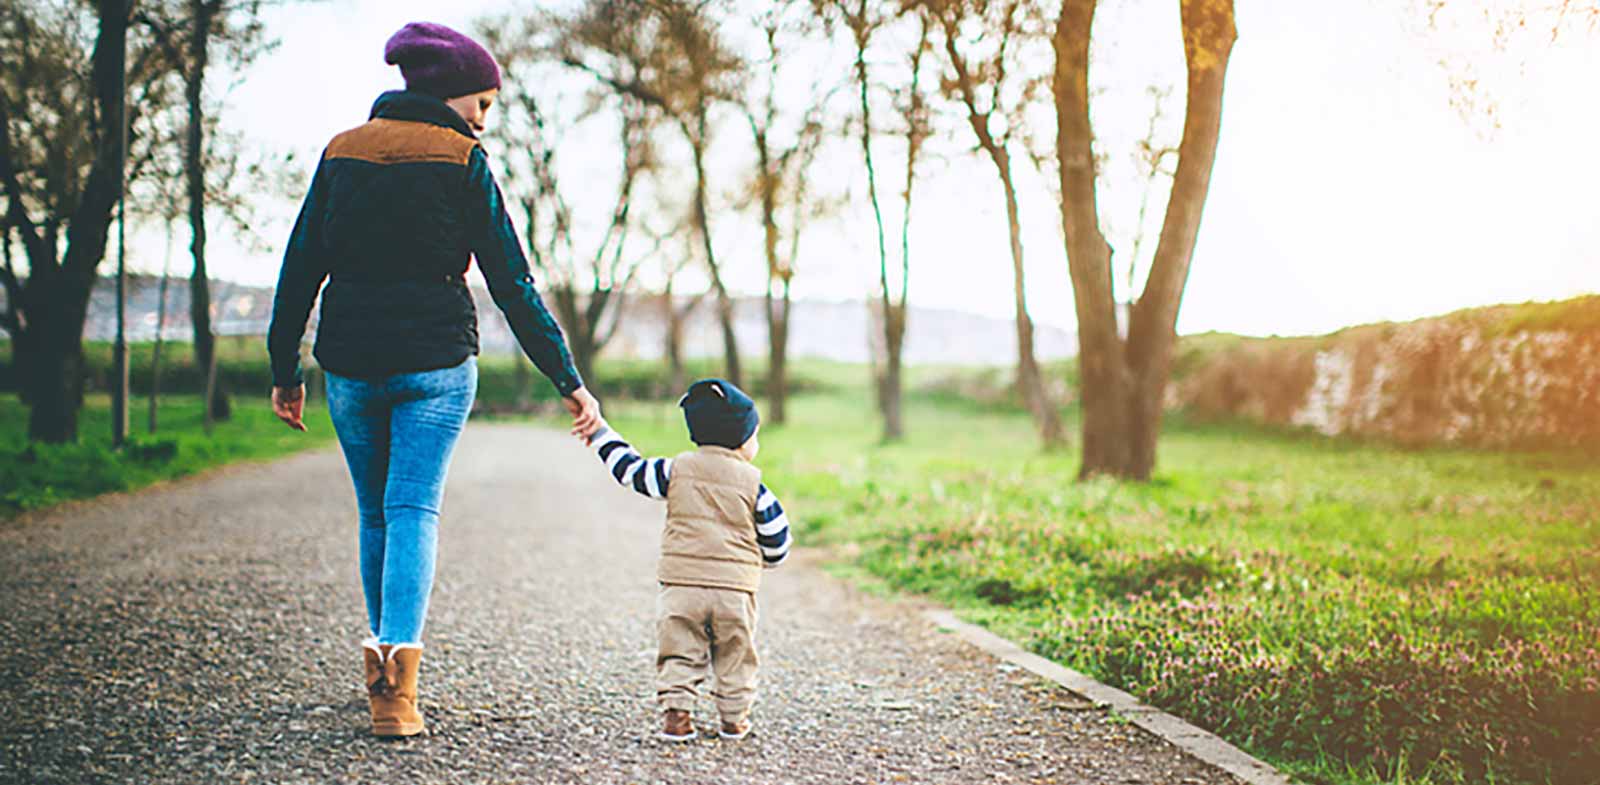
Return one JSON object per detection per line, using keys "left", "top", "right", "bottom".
{"left": 584, "top": 378, "right": 791, "bottom": 741}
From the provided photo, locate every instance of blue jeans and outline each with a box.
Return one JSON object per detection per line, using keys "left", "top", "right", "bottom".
{"left": 326, "top": 357, "right": 477, "bottom": 645}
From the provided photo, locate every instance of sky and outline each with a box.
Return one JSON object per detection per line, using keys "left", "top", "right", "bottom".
{"left": 171, "top": 0, "right": 1600, "bottom": 338}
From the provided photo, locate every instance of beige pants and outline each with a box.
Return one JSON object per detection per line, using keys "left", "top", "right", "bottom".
{"left": 656, "top": 584, "right": 759, "bottom": 720}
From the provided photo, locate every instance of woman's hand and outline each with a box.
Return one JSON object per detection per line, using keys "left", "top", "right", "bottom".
{"left": 272, "top": 384, "right": 308, "bottom": 432}
{"left": 562, "top": 386, "right": 602, "bottom": 439}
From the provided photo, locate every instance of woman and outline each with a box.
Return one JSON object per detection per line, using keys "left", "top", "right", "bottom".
{"left": 265, "top": 21, "right": 601, "bottom": 738}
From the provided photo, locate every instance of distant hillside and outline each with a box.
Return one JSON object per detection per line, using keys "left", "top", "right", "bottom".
{"left": 20, "top": 275, "right": 1075, "bottom": 366}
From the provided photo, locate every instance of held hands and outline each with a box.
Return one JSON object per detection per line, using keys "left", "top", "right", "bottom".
{"left": 272, "top": 384, "right": 308, "bottom": 432}
{"left": 273, "top": 383, "right": 597, "bottom": 438}
{"left": 578, "top": 417, "right": 609, "bottom": 446}
{"left": 563, "top": 386, "right": 603, "bottom": 441}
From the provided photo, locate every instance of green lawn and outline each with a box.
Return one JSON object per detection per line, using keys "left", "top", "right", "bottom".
{"left": 591, "top": 375, "right": 1600, "bottom": 785}
{"left": 0, "top": 393, "right": 335, "bottom": 518}
{"left": 6, "top": 355, "right": 1596, "bottom": 784}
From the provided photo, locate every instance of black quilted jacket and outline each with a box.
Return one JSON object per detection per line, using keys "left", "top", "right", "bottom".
{"left": 267, "top": 90, "right": 581, "bottom": 395}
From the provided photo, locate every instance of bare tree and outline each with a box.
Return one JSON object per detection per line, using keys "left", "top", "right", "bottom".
{"left": 122, "top": 113, "right": 297, "bottom": 431}
{"left": 120, "top": 95, "right": 195, "bottom": 434}
{"left": 136, "top": 0, "right": 274, "bottom": 431}
{"left": 739, "top": 1, "right": 833, "bottom": 424}
{"left": 812, "top": 0, "right": 917, "bottom": 441}
{"left": 0, "top": 0, "right": 179, "bottom": 442}
{"left": 557, "top": 0, "right": 748, "bottom": 388}
{"left": 914, "top": 0, "right": 1065, "bottom": 448}
{"left": 479, "top": 14, "right": 662, "bottom": 393}
{"left": 1053, "top": 0, "right": 1236, "bottom": 480}
{"left": 148, "top": 200, "right": 180, "bottom": 432}
{"left": 661, "top": 224, "right": 707, "bottom": 394}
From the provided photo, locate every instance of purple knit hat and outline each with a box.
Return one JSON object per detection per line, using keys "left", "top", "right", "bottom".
{"left": 384, "top": 22, "right": 501, "bottom": 99}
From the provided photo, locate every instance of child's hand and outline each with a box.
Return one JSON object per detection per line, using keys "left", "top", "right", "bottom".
{"left": 580, "top": 418, "right": 609, "bottom": 446}
{"left": 563, "top": 387, "right": 603, "bottom": 439}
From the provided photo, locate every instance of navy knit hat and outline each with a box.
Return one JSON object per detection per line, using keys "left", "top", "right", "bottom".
{"left": 384, "top": 22, "right": 501, "bottom": 99}
{"left": 679, "top": 379, "right": 760, "bottom": 449}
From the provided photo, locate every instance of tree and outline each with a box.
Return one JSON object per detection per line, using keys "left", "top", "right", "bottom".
{"left": 126, "top": 109, "right": 297, "bottom": 432}
{"left": 558, "top": 0, "right": 748, "bottom": 388}
{"left": 915, "top": 0, "right": 1065, "bottom": 448}
{"left": 739, "top": 1, "right": 831, "bottom": 424}
{"left": 147, "top": 190, "right": 181, "bottom": 433}
{"left": 812, "top": 0, "right": 916, "bottom": 442}
{"left": 659, "top": 224, "right": 706, "bottom": 394}
{"left": 0, "top": 0, "right": 177, "bottom": 443}
{"left": 136, "top": 0, "right": 273, "bottom": 431}
{"left": 478, "top": 14, "right": 661, "bottom": 393}
{"left": 1053, "top": 0, "right": 1236, "bottom": 480}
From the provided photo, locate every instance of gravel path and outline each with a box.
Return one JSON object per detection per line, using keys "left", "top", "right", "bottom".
{"left": 0, "top": 423, "right": 1241, "bottom": 785}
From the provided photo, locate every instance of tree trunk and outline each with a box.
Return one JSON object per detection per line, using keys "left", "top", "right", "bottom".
{"left": 186, "top": 0, "right": 228, "bottom": 428}
{"left": 0, "top": 221, "right": 20, "bottom": 406}
{"left": 571, "top": 327, "right": 598, "bottom": 396}
{"left": 11, "top": 327, "right": 35, "bottom": 408}
{"left": 753, "top": 123, "right": 792, "bottom": 424}
{"left": 512, "top": 352, "right": 532, "bottom": 409}
{"left": 148, "top": 217, "right": 174, "bottom": 432}
{"left": 25, "top": 240, "right": 102, "bottom": 443}
{"left": 876, "top": 301, "right": 905, "bottom": 441}
{"left": 852, "top": 35, "right": 902, "bottom": 443}
{"left": 662, "top": 283, "right": 688, "bottom": 395}
{"left": 24, "top": 312, "right": 86, "bottom": 443}
{"left": 551, "top": 284, "right": 599, "bottom": 395}
{"left": 940, "top": 26, "right": 1063, "bottom": 449}
{"left": 1123, "top": 0, "right": 1236, "bottom": 476}
{"left": 995, "top": 150, "right": 1064, "bottom": 448}
{"left": 765, "top": 277, "right": 791, "bottom": 424}
{"left": 1055, "top": 0, "right": 1137, "bottom": 478}
{"left": 687, "top": 130, "right": 740, "bottom": 389}
{"left": 15, "top": 0, "right": 128, "bottom": 443}
{"left": 1054, "top": 0, "right": 1234, "bottom": 479}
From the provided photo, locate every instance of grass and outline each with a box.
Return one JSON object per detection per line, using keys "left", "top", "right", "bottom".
{"left": 0, "top": 393, "right": 335, "bottom": 518}
{"left": 587, "top": 371, "right": 1600, "bottom": 785}
{"left": 5, "top": 348, "right": 1596, "bottom": 783}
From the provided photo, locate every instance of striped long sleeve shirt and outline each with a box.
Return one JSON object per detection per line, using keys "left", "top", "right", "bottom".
{"left": 590, "top": 425, "right": 791, "bottom": 567}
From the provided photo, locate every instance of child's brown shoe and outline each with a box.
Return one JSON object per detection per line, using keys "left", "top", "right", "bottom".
{"left": 719, "top": 717, "right": 751, "bottom": 740}
{"left": 660, "top": 709, "right": 695, "bottom": 742}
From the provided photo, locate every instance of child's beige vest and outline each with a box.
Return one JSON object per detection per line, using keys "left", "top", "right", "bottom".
{"left": 661, "top": 446, "right": 764, "bottom": 593}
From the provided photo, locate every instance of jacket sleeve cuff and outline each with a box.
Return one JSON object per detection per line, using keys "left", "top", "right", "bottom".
{"left": 269, "top": 350, "right": 305, "bottom": 388}
{"left": 552, "top": 369, "right": 583, "bottom": 397}
{"left": 272, "top": 368, "right": 304, "bottom": 388}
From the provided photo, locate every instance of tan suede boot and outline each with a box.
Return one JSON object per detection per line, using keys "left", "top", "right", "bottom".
{"left": 364, "top": 641, "right": 425, "bottom": 737}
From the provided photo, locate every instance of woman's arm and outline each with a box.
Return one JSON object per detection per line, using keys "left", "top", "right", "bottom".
{"left": 465, "top": 146, "right": 584, "bottom": 398}
{"left": 267, "top": 158, "right": 331, "bottom": 392}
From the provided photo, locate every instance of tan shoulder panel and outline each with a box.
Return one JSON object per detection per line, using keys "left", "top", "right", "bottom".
{"left": 673, "top": 449, "right": 761, "bottom": 496}
{"left": 324, "top": 119, "right": 477, "bottom": 166}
